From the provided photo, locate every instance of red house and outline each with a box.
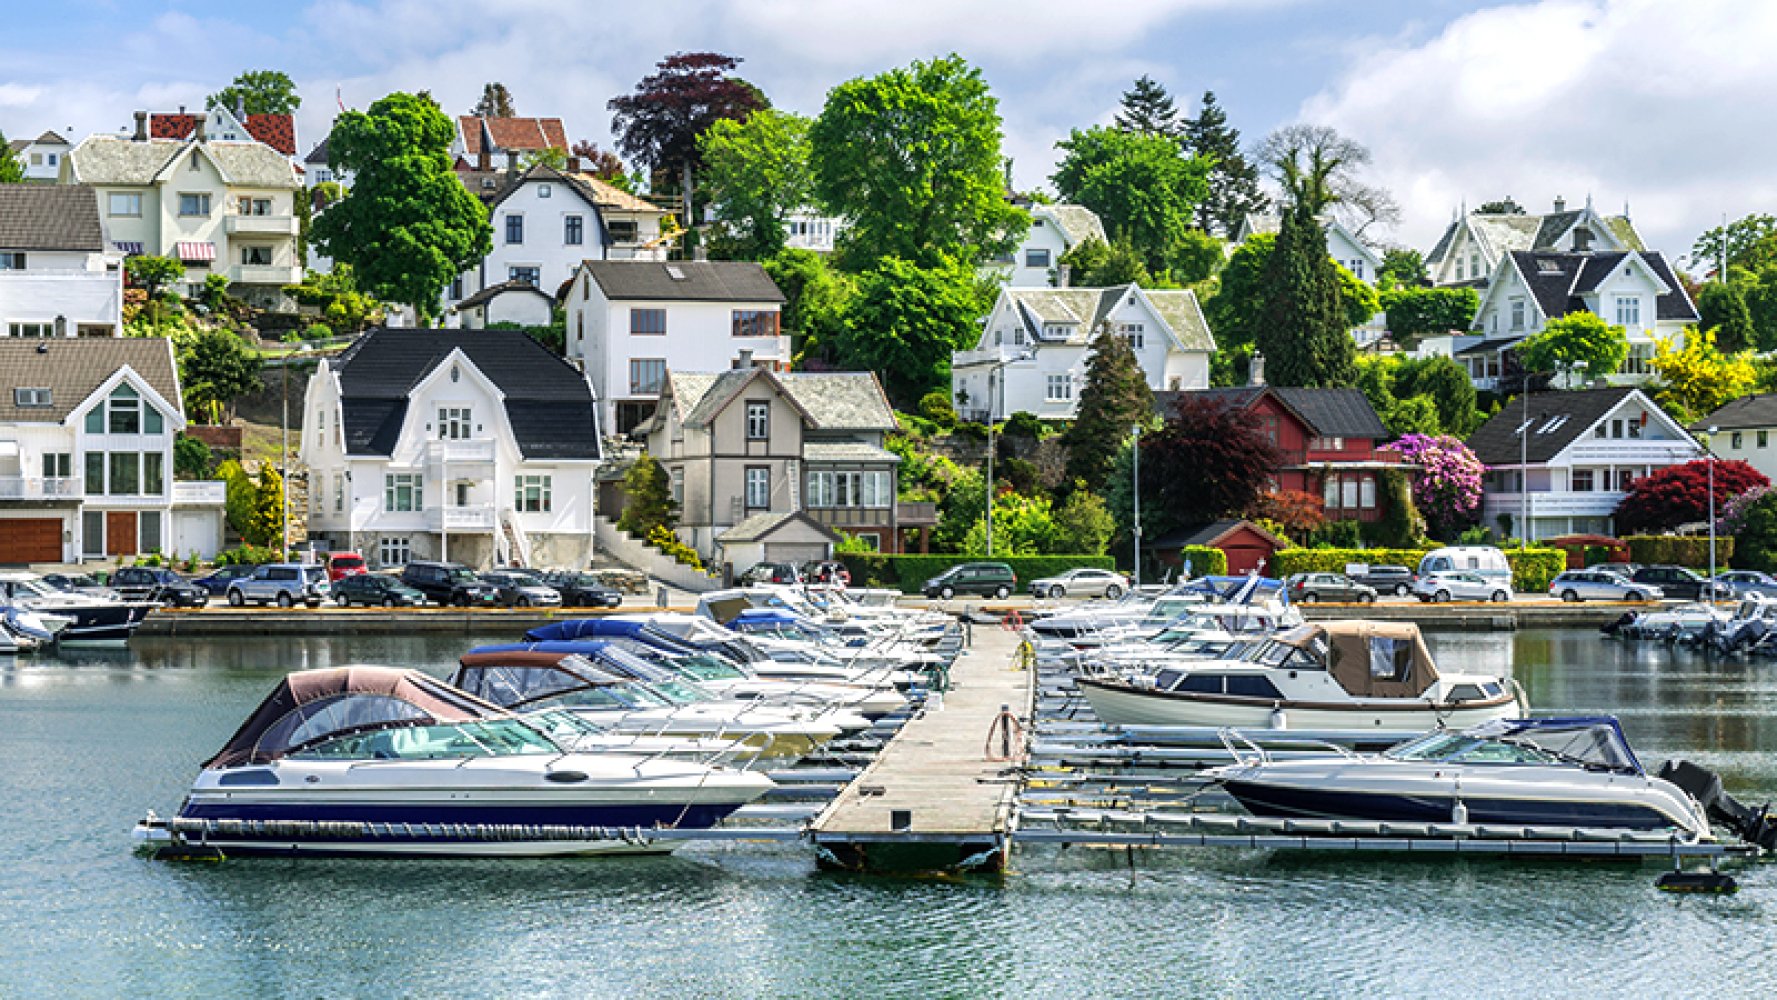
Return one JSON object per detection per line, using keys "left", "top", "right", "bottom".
{"left": 1153, "top": 386, "right": 1401, "bottom": 523}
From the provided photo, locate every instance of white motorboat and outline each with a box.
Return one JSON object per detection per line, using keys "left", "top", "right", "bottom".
{"left": 1076, "top": 621, "right": 1525, "bottom": 731}
{"left": 1603, "top": 601, "right": 1730, "bottom": 640}
{"left": 156, "top": 666, "right": 774, "bottom": 856}
{"left": 0, "top": 571, "right": 153, "bottom": 644}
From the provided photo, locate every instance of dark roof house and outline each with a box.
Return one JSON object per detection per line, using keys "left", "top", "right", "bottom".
{"left": 579, "top": 260, "right": 784, "bottom": 303}
{"left": 0, "top": 338, "right": 180, "bottom": 423}
{"left": 1465, "top": 386, "right": 1642, "bottom": 465}
{"left": 1152, "top": 386, "right": 1389, "bottom": 440}
{"left": 0, "top": 184, "right": 105, "bottom": 251}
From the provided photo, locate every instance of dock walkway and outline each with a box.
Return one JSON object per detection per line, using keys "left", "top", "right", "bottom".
{"left": 811, "top": 623, "right": 1032, "bottom": 872}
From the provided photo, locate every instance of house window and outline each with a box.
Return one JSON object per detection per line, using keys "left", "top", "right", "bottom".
{"left": 237, "top": 197, "right": 272, "bottom": 216}
{"left": 1618, "top": 470, "right": 1636, "bottom": 490}
{"left": 631, "top": 308, "right": 666, "bottom": 335}
{"left": 671, "top": 468, "right": 684, "bottom": 504}
{"left": 862, "top": 470, "right": 891, "bottom": 508}
{"left": 178, "top": 193, "right": 211, "bottom": 216}
{"left": 1572, "top": 469, "right": 1594, "bottom": 492}
{"left": 852, "top": 532, "right": 881, "bottom": 552}
{"left": 106, "top": 383, "right": 142, "bottom": 434}
{"left": 1469, "top": 253, "right": 1480, "bottom": 278}
{"left": 807, "top": 471, "right": 831, "bottom": 508}
{"left": 1610, "top": 419, "right": 1623, "bottom": 439}
{"left": 732, "top": 310, "right": 781, "bottom": 338}
{"left": 0, "top": 252, "right": 25, "bottom": 270}
{"left": 1046, "top": 374, "right": 1072, "bottom": 402}
{"left": 509, "top": 266, "right": 540, "bottom": 287}
{"left": 1119, "top": 323, "right": 1145, "bottom": 349}
{"left": 1456, "top": 258, "right": 1465, "bottom": 281}
{"left": 42, "top": 453, "right": 70, "bottom": 479}
{"left": 14, "top": 387, "right": 51, "bottom": 407}
{"left": 140, "top": 510, "right": 162, "bottom": 553}
{"left": 242, "top": 246, "right": 273, "bottom": 266}
{"left": 335, "top": 475, "right": 344, "bottom": 513}
{"left": 1341, "top": 478, "right": 1359, "bottom": 509}
{"left": 384, "top": 473, "right": 423, "bottom": 512}
{"left": 1360, "top": 477, "right": 1376, "bottom": 509}
{"left": 565, "top": 215, "right": 583, "bottom": 245}
{"left": 1761, "top": 431, "right": 1770, "bottom": 449}
{"left": 629, "top": 358, "right": 666, "bottom": 395}
{"left": 1620, "top": 344, "right": 1653, "bottom": 375}
{"left": 505, "top": 214, "right": 524, "bottom": 244}
{"left": 1026, "top": 249, "right": 1051, "bottom": 268}
{"left": 1615, "top": 296, "right": 1641, "bottom": 328}
{"left": 10, "top": 322, "right": 53, "bottom": 338}
{"left": 379, "top": 537, "right": 411, "bottom": 567}
{"left": 1260, "top": 414, "right": 1278, "bottom": 446}
{"left": 1733, "top": 431, "right": 1745, "bottom": 450}
{"left": 1323, "top": 475, "right": 1339, "bottom": 508}
{"left": 607, "top": 219, "right": 637, "bottom": 243}
{"left": 746, "top": 401, "right": 770, "bottom": 440}
{"left": 537, "top": 184, "right": 552, "bottom": 199}
{"left": 143, "top": 453, "right": 163, "bottom": 494}
{"left": 1311, "top": 436, "right": 1345, "bottom": 451}
{"left": 108, "top": 452, "right": 140, "bottom": 495}
{"left": 514, "top": 474, "right": 552, "bottom": 513}
{"left": 745, "top": 467, "right": 769, "bottom": 509}
{"left": 437, "top": 407, "right": 472, "bottom": 440}
{"left": 1510, "top": 299, "right": 1525, "bottom": 331}
{"left": 451, "top": 277, "right": 464, "bottom": 300}
{"left": 108, "top": 193, "right": 142, "bottom": 217}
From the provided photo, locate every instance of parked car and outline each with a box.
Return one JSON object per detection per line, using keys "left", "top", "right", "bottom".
{"left": 1548, "top": 570, "right": 1662, "bottom": 602}
{"left": 400, "top": 561, "right": 502, "bottom": 606}
{"left": 542, "top": 572, "right": 625, "bottom": 608}
{"left": 40, "top": 573, "right": 120, "bottom": 599}
{"left": 1584, "top": 562, "right": 1643, "bottom": 578}
{"left": 1413, "top": 571, "right": 1510, "bottom": 603}
{"left": 333, "top": 573, "right": 427, "bottom": 607}
{"left": 922, "top": 562, "right": 1016, "bottom": 600}
{"left": 192, "top": 564, "right": 258, "bottom": 596}
{"left": 326, "top": 551, "right": 369, "bottom": 582}
{"left": 109, "top": 566, "right": 208, "bottom": 607}
{"left": 1285, "top": 572, "right": 1377, "bottom": 604}
{"left": 1352, "top": 565, "right": 1415, "bottom": 597}
{"left": 227, "top": 563, "right": 331, "bottom": 608}
{"left": 481, "top": 570, "right": 563, "bottom": 608}
{"left": 1029, "top": 567, "right": 1130, "bottom": 600}
{"left": 801, "top": 561, "right": 853, "bottom": 586}
{"left": 1629, "top": 565, "right": 1731, "bottom": 601}
{"left": 1713, "top": 570, "right": 1777, "bottom": 599}
{"left": 1417, "top": 546, "right": 1513, "bottom": 591}
{"left": 740, "top": 562, "right": 803, "bottom": 585}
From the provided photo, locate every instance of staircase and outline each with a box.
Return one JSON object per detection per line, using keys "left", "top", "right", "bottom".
{"left": 498, "top": 509, "right": 531, "bottom": 568}
{"left": 592, "top": 515, "right": 721, "bottom": 593}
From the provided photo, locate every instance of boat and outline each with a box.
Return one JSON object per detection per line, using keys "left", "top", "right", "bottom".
{"left": 0, "top": 599, "right": 72, "bottom": 653}
{"left": 1075, "top": 621, "right": 1525, "bottom": 731}
{"left": 1207, "top": 717, "right": 1712, "bottom": 836}
{"left": 0, "top": 571, "right": 154, "bottom": 644}
{"left": 159, "top": 665, "right": 774, "bottom": 856}
{"left": 1602, "top": 601, "right": 1730, "bottom": 641}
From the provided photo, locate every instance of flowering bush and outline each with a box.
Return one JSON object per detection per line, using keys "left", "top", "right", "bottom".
{"left": 1613, "top": 460, "right": 1768, "bottom": 534}
{"left": 1721, "top": 484, "right": 1773, "bottom": 537}
{"left": 1380, "top": 434, "right": 1484, "bottom": 541}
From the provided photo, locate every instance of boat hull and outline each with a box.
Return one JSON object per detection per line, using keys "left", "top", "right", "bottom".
{"left": 1077, "top": 678, "right": 1521, "bottom": 732}
{"left": 31, "top": 601, "right": 152, "bottom": 644}
{"left": 1219, "top": 780, "right": 1683, "bottom": 829}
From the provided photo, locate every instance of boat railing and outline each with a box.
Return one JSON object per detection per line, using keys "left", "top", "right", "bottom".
{"left": 1217, "top": 726, "right": 1364, "bottom": 768}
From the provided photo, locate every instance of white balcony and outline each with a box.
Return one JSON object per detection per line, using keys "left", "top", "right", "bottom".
{"left": 426, "top": 504, "right": 496, "bottom": 530}
{"left": 172, "top": 480, "right": 227, "bottom": 506}
{"left": 1484, "top": 490, "right": 1623, "bottom": 519}
{"left": 0, "top": 476, "right": 80, "bottom": 500}
{"left": 225, "top": 214, "right": 299, "bottom": 236}
{"left": 426, "top": 438, "right": 496, "bottom": 467}
{"left": 229, "top": 264, "right": 303, "bottom": 285}
{"left": 954, "top": 348, "right": 1033, "bottom": 369}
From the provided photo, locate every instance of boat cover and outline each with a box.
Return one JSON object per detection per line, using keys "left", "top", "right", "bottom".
{"left": 451, "top": 650, "right": 624, "bottom": 709}
{"left": 205, "top": 666, "right": 503, "bottom": 768}
{"left": 1276, "top": 621, "right": 1441, "bottom": 699}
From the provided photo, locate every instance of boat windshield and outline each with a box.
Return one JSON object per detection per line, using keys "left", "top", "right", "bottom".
{"left": 1387, "top": 723, "right": 1641, "bottom": 773}
{"left": 288, "top": 719, "right": 560, "bottom": 759}
{"left": 1246, "top": 640, "right": 1320, "bottom": 669}
{"left": 671, "top": 654, "right": 748, "bottom": 681}
{"left": 524, "top": 708, "right": 613, "bottom": 741}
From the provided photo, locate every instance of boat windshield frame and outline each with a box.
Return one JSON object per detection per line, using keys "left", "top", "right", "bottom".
{"left": 286, "top": 718, "right": 563, "bottom": 760}
{"left": 1386, "top": 719, "right": 1644, "bottom": 775}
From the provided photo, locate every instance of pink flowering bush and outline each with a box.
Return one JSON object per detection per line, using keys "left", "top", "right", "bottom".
{"left": 1381, "top": 433, "right": 1485, "bottom": 541}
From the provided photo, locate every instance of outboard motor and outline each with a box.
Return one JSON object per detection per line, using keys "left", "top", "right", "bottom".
{"left": 1601, "top": 612, "right": 1636, "bottom": 637}
{"left": 1657, "top": 759, "right": 1777, "bottom": 851}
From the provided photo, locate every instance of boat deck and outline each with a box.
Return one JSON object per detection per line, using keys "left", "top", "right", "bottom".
{"left": 810, "top": 624, "right": 1033, "bottom": 871}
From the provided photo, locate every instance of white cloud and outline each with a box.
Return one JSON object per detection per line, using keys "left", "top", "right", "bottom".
{"left": 0, "top": 83, "right": 44, "bottom": 108}
{"left": 1300, "top": 0, "right": 1777, "bottom": 264}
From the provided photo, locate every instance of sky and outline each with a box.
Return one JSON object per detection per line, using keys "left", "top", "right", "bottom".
{"left": 2, "top": 0, "right": 1768, "bottom": 265}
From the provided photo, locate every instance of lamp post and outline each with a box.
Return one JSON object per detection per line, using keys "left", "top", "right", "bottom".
{"left": 281, "top": 359, "right": 290, "bottom": 561}
{"left": 984, "top": 349, "right": 1033, "bottom": 557}
{"left": 1518, "top": 365, "right": 1530, "bottom": 547}
{"left": 1131, "top": 423, "right": 1142, "bottom": 587}
{"left": 1706, "top": 425, "right": 1719, "bottom": 602}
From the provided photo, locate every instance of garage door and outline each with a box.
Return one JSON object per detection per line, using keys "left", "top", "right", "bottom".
{"left": 0, "top": 518, "right": 62, "bottom": 563}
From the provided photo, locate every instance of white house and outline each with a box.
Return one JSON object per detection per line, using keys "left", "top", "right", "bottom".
{"left": 8, "top": 130, "right": 72, "bottom": 182}
{"left": 1466, "top": 386, "right": 1701, "bottom": 541}
{"left": 564, "top": 260, "right": 789, "bottom": 434}
{"left": 951, "top": 284, "right": 1215, "bottom": 421}
{"left": 1, "top": 185, "right": 124, "bottom": 338}
{"left": 1424, "top": 196, "right": 1644, "bottom": 287}
{"left": 149, "top": 106, "right": 298, "bottom": 162}
{"left": 784, "top": 211, "right": 844, "bottom": 253}
{"left": 300, "top": 327, "right": 601, "bottom": 571}
{"left": 1423, "top": 248, "right": 1698, "bottom": 390}
{"left": 1693, "top": 397, "right": 1777, "bottom": 485}
{"left": 0, "top": 338, "right": 225, "bottom": 563}
{"left": 994, "top": 204, "right": 1108, "bottom": 287}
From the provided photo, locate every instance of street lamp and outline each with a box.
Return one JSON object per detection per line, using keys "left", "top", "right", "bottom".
{"left": 1706, "top": 424, "right": 1719, "bottom": 601}
{"left": 1131, "top": 423, "right": 1142, "bottom": 587}
{"left": 984, "top": 349, "right": 1034, "bottom": 557}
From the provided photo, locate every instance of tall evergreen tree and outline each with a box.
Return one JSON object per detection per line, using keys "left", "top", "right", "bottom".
{"left": 1181, "top": 92, "right": 1266, "bottom": 237}
{"left": 1114, "top": 75, "right": 1179, "bottom": 137}
{"left": 1065, "top": 322, "right": 1155, "bottom": 488}
{"left": 1255, "top": 202, "right": 1355, "bottom": 387}
{"left": 471, "top": 82, "right": 516, "bottom": 118}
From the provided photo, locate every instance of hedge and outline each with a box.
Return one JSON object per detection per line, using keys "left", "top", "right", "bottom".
{"left": 1504, "top": 549, "right": 1568, "bottom": 592}
{"left": 1270, "top": 546, "right": 1568, "bottom": 591}
{"left": 1178, "top": 545, "right": 1227, "bottom": 577}
{"left": 1625, "top": 535, "right": 1735, "bottom": 568}
{"left": 838, "top": 554, "right": 1115, "bottom": 593}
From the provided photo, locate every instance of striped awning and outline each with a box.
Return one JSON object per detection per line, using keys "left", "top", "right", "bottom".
{"left": 175, "top": 241, "right": 216, "bottom": 263}
{"left": 113, "top": 241, "right": 144, "bottom": 255}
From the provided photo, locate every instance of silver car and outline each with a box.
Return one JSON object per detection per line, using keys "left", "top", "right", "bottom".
{"left": 226, "top": 563, "right": 331, "bottom": 608}
{"left": 1714, "top": 570, "right": 1777, "bottom": 599}
{"left": 1029, "top": 567, "right": 1130, "bottom": 600}
{"left": 1413, "top": 571, "right": 1510, "bottom": 603}
{"left": 1548, "top": 570, "right": 1662, "bottom": 602}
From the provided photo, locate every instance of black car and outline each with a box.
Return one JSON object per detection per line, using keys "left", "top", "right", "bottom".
{"left": 399, "top": 560, "right": 502, "bottom": 606}
{"left": 543, "top": 571, "right": 625, "bottom": 608}
{"left": 333, "top": 573, "right": 427, "bottom": 607}
{"left": 109, "top": 566, "right": 207, "bottom": 607}
{"left": 922, "top": 562, "right": 1017, "bottom": 600}
{"left": 1629, "top": 565, "right": 1730, "bottom": 601}
{"left": 192, "top": 564, "right": 258, "bottom": 596}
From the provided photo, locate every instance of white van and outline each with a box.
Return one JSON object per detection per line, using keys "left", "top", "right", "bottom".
{"left": 1417, "top": 546, "right": 1513, "bottom": 591}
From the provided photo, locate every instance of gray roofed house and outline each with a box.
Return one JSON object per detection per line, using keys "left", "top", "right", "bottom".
{"left": 1001, "top": 203, "right": 1108, "bottom": 287}
{"left": 0, "top": 337, "right": 179, "bottom": 423}
{"left": 0, "top": 185, "right": 104, "bottom": 252}
{"left": 0, "top": 183, "right": 122, "bottom": 336}
{"left": 1424, "top": 197, "right": 1644, "bottom": 287}
{"left": 68, "top": 135, "right": 299, "bottom": 189}
{"left": 1692, "top": 395, "right": 1777, "bottom": 485}
{"left": 580, "top": 260, "right": 785, "bottom": 303}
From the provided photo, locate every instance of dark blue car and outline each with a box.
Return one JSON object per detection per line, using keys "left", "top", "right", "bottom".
{"left": 192, "top": 564, "right": 258, "bottom": 596}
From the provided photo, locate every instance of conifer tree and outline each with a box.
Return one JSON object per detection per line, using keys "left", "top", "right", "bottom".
{"left": 1114, "top": 76, "right": 1179, "bottom": 137}
{"left": 1181, "top": 92, "right": 1267, "bottom": 237}
{"left": 1255, "top": 202, "right": 1355, "bottom": 387}
{"left": 1065, "top": 322, "right": 1155, "bottom": 488}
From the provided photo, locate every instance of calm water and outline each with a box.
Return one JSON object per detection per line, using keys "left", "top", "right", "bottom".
{"left": 3, "top": 629, "right": 1776, "bottom": 998}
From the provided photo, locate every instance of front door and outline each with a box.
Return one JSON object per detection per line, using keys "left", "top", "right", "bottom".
{"left": 105, "top": 511, "right": 138, "bottom": 556}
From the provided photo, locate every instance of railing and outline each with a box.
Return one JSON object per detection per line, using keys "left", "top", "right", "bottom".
{"left": 171, "top": 480, "right": 227, "bottom": 505}
{"left": 229, "top": 264, "right": 303, "bottom": 284}
{"left": 1482, "top": 490, "right": 1623, "bottom": 517}
{"left": 897, "top": 500, "right": 938, "bottom": 525}
{"left": 224, "top": 214, "right": 298, "bottom": 236}
{"left": 808, "top": 506, "right": 895, "bottom": 527}
{"left": 0, "top": 476, "right": 80, "bottom": 500}
{"left": 426, "top": 438, "right": 496, "bottom": 464}
{"left": 426, "top": 504, "right": 496, "bottom": 530}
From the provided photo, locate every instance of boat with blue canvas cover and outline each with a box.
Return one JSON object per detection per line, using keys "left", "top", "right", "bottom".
{"left": 166, "top": 665, "right": 773, "bottom": 856}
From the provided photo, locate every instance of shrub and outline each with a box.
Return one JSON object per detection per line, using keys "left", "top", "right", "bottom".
{"left": 1271, "top": 548, "right": 1436, "bottom": 577}
{"left": 1304, "top": 519, "right": 1362, "bottom": 549}
{"left": 646, "top": 525, "right": 705, "bottom": 570}
{"left": 1545, "top": 533, "right": 1630, "bottom": 569}
{"left": 1731, "top": 490, "right": 1777, "bottom": 572}
{"left": 835, "top": 554, "right": 1115, "bottom": 593}
{"left": 303, "top": 322, "right": 334, "bottom": 341}
{"left": 1002, "top": 410, "right": 1048, "bottom": 440}
{"left": 1625, "top": 535, "right": 1735, "bottom": 568}
{"left": 1615, "top": 460, "right": 1768, "bottom": 534}
{"left": 952, "top": 421, "right": 988, "bottom": 442}
{"left": 1178, "top": 545, "right": 1228, "bottom": 577}
{"left": 173, "top": 434, "right": 214, "bottom": 480}
{"left": 214, "top": 544, "right": 280, "bottom": 566}
{"left": 917, "top": 391, "right": 957, "bottom": 429}
{"left": 1503, "top": 548, "right": 1568, "bottom": 592}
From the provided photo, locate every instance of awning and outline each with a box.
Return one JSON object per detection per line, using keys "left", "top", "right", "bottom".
{"left": 175, "top": 241, "right": 216, "bottom": 263}
{"left": 113, "top": 241, "right": 144, "bottom": 255}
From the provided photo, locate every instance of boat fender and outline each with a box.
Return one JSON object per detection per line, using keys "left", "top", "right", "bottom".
{"left": 1451, "top": 777, "right": 1468, "bottom": 825}
{"left": 545, "top": 771, "right": 590, "bottom": 783}
{"left": 1268, "top": 704, "right": 1287, "bottom": 730}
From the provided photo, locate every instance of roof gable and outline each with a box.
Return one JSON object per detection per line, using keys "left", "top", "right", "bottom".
{"left": 458, "top": 116, "right": 568, "bottom": 157}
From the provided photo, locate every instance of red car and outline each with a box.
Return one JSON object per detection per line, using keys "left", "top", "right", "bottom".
{"left": 803, "top": 561, "right": 852, "bottom": 586}
{"left": 326, "top": 551, "right": 368, "bottom": 582}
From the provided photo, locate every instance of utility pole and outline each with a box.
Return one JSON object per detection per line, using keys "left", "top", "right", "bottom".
{"left": 1132, "top": 423, "right": 1143, "bottom": 587}
{"left": 1518, "top": 366, "right": 1529, "bottom": 547}
{"left": 281, "top": 361, "right": 290, "bottom": 561}
{"left": 985, "top": 367, "right": 996, "bottom": 558}
{"left": 1707, "top": 425, "right": 1718, "bottom": 602}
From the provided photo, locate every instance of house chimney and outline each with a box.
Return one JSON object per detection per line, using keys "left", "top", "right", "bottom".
{"left": 735, "top": 349, "right": 754, "bottom": 369}
{"left": 566, "top": 155, "right": 580, "bottom": 173}
{"left": 235, "top": 96, "right": 246, "bottom": 121}
{"left": 505, "top": 149, "right": 519, "bottom": 179}
{"left": 132, "top": 111, "right": 147, "bottom": 142}
{"left": 1553, "top": 195, "right": 1566, "bottom": 213}
{"left": 1056, "top": 263, "right": 1071, "bottom": 288}
{"left": 194, "top": 117, "right": 206, "bottom": 142}
{"left": 477, "top": 139, "right": 491, "bottom": 173}
{"left": 1248, "top": 350, "right": 1267, "bottom": 387}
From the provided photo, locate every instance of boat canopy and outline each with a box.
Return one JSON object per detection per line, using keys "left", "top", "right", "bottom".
{"left": 1462, "top": 716, "right": 1644, "bottom": 775}
{"left": 450, "top": 650, "right": 630, "bottom": 709}
{"left": 1274, "top": 621, "right": 1441, "bottom": 699}
{"left": 204, "top": 666, "right": 504, "bottom": 768}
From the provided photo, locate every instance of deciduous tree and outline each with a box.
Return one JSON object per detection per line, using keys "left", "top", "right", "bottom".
{"left": 179, "top": 328, "right": 263, "bottom": 423}
{"left": 1379, "top": 434, "right": 1484, "bottom": 541}
{"left": 569, "top": 140, "right": 626, "bottom": 182}
{"left": 1181, "top": 91, "right": 1266, "bottom": 237}
{"left": 1517, "top": 312, "right": 1629, "bottom": 385}
{"left": 125, "top": 255, "right": 185, "bottom": 299}
{"left": 1648, "top": 328, "right": 1757, "bottom": 423}
{"left": 1378, "top": 247, "right": 1426, "bottom": 288}
{"left": 1054, "top": 486, "right": 1116, "bottom": 555}
{"left": 762, "top": 247, "right": 855, "bottom": 363}
{"left": 836, "top": 254, "right": 986, "bottom": 407}
{"left": 1256, "top": 124, "right": 1397, "bottom": 235}
{"left": 1065, "top": 323, "right": 1154, "bottom": 489}
{"left": 609, "top": 53, "right": 767, "bottom": 236}
{"left": 1394, "top": 355, "right": 1480, "bottom": 437}
{"left": 1142, "top": 394, "right": 1283, "bottom": 527}
{"left": 0, "top": 130, "right": 24, "bottom": 183}
{"left": 1052, "top": 125, "right": 1210, "bottom": 276}
{"left": 1381, "top": 286, "right": 1479, "bottom": 348}
{"left": 698, "top": 109, "right": 814, "bottom": 260}
{"left": 1697, "top": 281, "right": 1756, "bottom": 353}
{"left": 1055, "top": 237, "right": 1152, "bottom": 288}
{"left": 1614, "top": 459, "right": 1768, "bottom": 534}
{"left": 1254, "top": 202, "right": 1354, "bottom": 387}
{"left": 207, "top": 70, "right": 301, "bottom": 116}
{"left": 1693, "top": 214, "right": 1777, "bottom": 275}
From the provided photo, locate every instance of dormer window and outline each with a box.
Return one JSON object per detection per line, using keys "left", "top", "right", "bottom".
{"left": 85, "top": 383, "right": 162, "bottom": 435}
{"left": 14, "top": 387, "right": 51, "bottom": 407}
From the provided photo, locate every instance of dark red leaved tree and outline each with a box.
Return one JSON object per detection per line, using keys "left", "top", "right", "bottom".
{"left": 570, "top": 140, "right": 626, "bottom": 182}
{"left": 608, "top": 53, "right": 767, "bottom": 224}
{"left": 1613, "top": 459, "right": 1768, "bottom": 534}
{"left": 1142, "top": 395, "right": 1284, "bottom": 528}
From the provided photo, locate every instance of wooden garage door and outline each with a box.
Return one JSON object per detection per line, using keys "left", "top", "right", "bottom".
{"left": 106, "top": 511, "right": 138, "bottom": 556}
{"left": 0, "top": 518, "right": 61, "bottom": 563}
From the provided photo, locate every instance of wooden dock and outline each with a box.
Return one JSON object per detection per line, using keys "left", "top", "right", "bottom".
{"left": 811, "top": 624, "right": 1033, "bottom": 873}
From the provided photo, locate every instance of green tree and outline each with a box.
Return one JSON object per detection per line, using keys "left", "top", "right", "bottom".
{"left": 125, "top": 255, "right": 185, "bottom": 300}
{"left": 1733, "top": 490, "right": 1777, "bottom": 572}
{"left": 207, "top": 70, "right": 301, "bottom": 115}
{"left": 1254, "top": 202, "right": 1355, "bottom": 387}
{"left": 1204, "top": 233, "right": 1274, "bottom": 351}
{"left": 1055, "top": 237, "right": 1152, "bottom": 287}
{"left": 1051, "top": 125, "right": 1210, "bottom": 275}
{"left": 1338, "top": 265, "right": 1380, "bottom": 329}
{"left": 518, "top": 147, "right": 568, "bottom": 170}
{"left": 1693, "top": 214, "right": 1777, "bottom": 274}
{"left": 1648, "top": 328, "right": 1757, "bottom": 423}
{"left": 1053, "top": 486, "right": 1116, "bottom": 555}
{"left": 616, "top": 454, "right": 676, "bottom": 536}
{"left": 180, "top": 328, "right": 264, "bottom": 423}
{"left": 172, "top": 434, "right": 213, "bottom": 481}
{"left": 470, "top": 82, "right": 516, "bottom": 118}
{"left": 247, "top": 466, "right": 285, "bottom": 549}
{"left": 1743, "top": 266, "right": 1777, "bottom": 351}
{"left": 310, "top": 92, "right": 491, "bottom": 324}
{"left": 1114, "top": 75, "right": 1179, "bottom": 137}
{"left": 1065, "top": 323, "right": 1154, "bottom": 488}
{"left": 1380, "top": 286, "right": 1479, "bottom": 348}
{"left": 1517, "top": 312, "right": 1629, "bottom": 384}
{"left": 837, "top": 254, "right": 986, "bottom": 407}
{"left": 762, "top": 247, "right": 855, "bottom": 363}
{"left": 0, "top": 130, "right": 23, "bottom": 183}
{"left": 933, "top": 467, "right": 986, "bottom": 553}
{"left": 1378, "top": 247, "right": 1426, "bottom": 288}
{"left": 1475, "top": 197, "right": 1525, "bottom": 215}
{"left": 698, "top": 109, "right": 814, "bottom": 260}
{"left": 1697, "top": 281, "right": 1756, "bottom": 353}
{"left": 1383, "top": 395, "right": 1441, "bottom": 437}
{"left": 962, "top": 491, "right": 1063, "bottom": 555}
{"left": 1170, "top": 228, "right": 1224, "bottom": 285}
{"left": 810, "top": 55, "right": 1024, "bottom": 268}
{"left": 1181, "top": 91, "right": 1267, "bottom": 237}
{"left": 1395, "top": 355, "right": 1480, "bottom": 437}
{"left": 217, "top": 459, "right": 255, "bottom": 539}
{"left": 1257, "top": 124, "right": 1397, "bottom": 234}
